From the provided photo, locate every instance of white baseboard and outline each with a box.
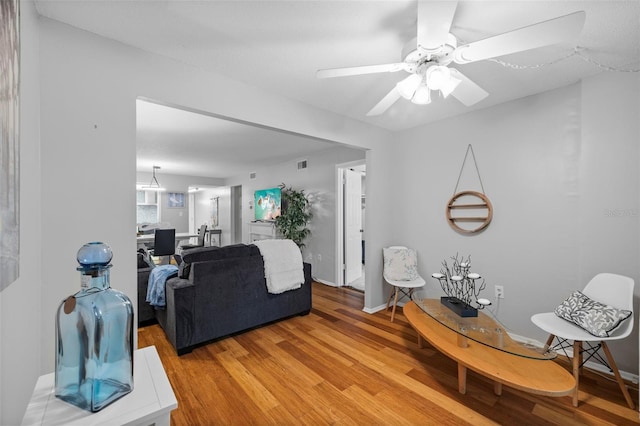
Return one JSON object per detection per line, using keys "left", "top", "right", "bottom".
{"left": 363, "top": 300, "right": 413, "bottom": 314}
{"left": 363, "top": 303, "right": 387, "bottom": 314}
{"left": 508, "top": 332, "right": 639, "bottom": 384}
{"left": 313, "top": 277, "right": 337, "bottom": 287}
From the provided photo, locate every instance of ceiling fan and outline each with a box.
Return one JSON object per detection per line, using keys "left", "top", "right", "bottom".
{"left": 317, "top": 1, "right": 586, "bottom": 116}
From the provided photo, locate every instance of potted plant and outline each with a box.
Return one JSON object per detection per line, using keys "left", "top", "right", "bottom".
{"left": 275, "top": 183, "right": 312, "bottom": 248}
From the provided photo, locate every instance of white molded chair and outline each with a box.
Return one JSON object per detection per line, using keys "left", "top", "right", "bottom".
{"left": 531, "top": 273, "right": 635, "bottom": 408}
{"left": 383, "top": 246, "right": 425, "bottom": 322}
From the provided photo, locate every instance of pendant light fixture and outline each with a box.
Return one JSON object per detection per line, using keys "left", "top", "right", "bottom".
{"left": 139, "top": 165, "right": 166, "bottom": 191}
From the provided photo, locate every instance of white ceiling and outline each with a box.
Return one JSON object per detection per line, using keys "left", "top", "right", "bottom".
{"left": 136, "top": 99, "right": 341, "bottom": 178}
{"left": 35, "top": 1, "right": 640, "bottom": 177}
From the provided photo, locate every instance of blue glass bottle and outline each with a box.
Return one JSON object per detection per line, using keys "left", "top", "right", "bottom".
{"left": 55, "top": 242, "right": 134, "bottom": 412}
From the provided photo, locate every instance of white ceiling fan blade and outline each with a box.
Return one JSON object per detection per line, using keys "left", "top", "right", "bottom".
{"left": 417, "top": 0, "right": 458, "bottom": 50}
{"left": 448, "top": 69, "right": 488, "bottom": 106}
{"left": 366, "top": 88, "right": 402, "bottom": 116}
{"left": 453, "top": 11, "right": 586, "bottom": 64}
{"left": 317, "top": 63, "right": 407, "bottom": 79}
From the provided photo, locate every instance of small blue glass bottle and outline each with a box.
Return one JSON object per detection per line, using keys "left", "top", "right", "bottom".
{"left": 55, "top": 242, "right": 134, "bottom": 412}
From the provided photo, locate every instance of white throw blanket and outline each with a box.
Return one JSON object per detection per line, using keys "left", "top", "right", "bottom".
{"left": 254, "top": 239, "right": 305, "bottom": 294}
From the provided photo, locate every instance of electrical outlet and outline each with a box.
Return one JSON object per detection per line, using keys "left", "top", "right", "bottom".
{"left": 495, "top": 285, "right": 504, "bottom": 299}
{"left": 317, "top": 254, "right": 322, "bottom": 262}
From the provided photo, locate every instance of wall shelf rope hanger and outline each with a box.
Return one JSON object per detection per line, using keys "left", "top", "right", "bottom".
{"left": 446, "top": 144, "right": 493, "bottom": 234}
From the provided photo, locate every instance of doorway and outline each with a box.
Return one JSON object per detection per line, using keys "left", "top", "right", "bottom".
{"left": 336, "top": 161, "right": 366, "bottom": 291}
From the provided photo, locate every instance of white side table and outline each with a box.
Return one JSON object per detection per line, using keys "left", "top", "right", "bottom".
{"left": 22, "top": 346, "right": 177, "bottom": 426}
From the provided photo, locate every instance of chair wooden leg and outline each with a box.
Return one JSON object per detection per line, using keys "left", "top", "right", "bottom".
{"left": 386, "top": 287, "right": 394, "bottom": 310}
{"left": 572, "top": 340, "right": 582, "bottom": 407}
{"left": 601, "top": 341, "right": 635, "bottom": 409}
{"left": 577, "top": 339, "right": 584, "bottom": 375}
{"left": 390, "top": 288, "right": 399, "bottom": 322}
{"left": 545, "top": 334, "right": 555, "bottom": 348}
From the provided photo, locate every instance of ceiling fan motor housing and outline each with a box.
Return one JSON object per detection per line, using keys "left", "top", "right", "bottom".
{"left": 402, "top": 33, "right": 458, "bottom": 74}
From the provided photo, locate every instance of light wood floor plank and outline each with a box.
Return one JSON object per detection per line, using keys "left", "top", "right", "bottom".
{"left": 138, "top": 282, "right": 640, "bottom": 425}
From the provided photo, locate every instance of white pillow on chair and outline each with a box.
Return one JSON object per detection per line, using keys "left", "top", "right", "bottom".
{"left": 383, "top": 247, "right": 420, "bottom": 281}
{"left": 554, "top": 290, "right": 632, "bottom": 337}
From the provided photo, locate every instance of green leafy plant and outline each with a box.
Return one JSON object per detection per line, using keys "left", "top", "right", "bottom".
{"left": 275, "top": 183, "right": 312, "bottom": 248}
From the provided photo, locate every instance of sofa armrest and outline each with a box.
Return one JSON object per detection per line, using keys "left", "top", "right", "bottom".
{"left": 137, "top": 267, "right": 154, "bottom": 325}
{"left": 167, "top": 277, "right": 195, "bottom": 290}
{"left": 155, "top": 277, "right": 196, "bottom": 354}
{"left": 303, "top": 262, "right": 312, "bottom": 286}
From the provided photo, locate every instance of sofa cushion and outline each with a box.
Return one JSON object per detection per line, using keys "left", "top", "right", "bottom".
{"left": 179, "top": 244, "right": 260, "bottom": 278}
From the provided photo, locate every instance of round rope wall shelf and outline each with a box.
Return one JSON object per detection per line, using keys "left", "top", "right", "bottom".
{"left": 446, "top": 190, "right": 493, "bottom": 234}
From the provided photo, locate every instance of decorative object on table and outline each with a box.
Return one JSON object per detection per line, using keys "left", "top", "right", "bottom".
{"left": 446, "top": 144, "right": 493, "bottom": 234}
{"left": 55, "top": 242, "right": 134, "bottom": 412}
{"left": 0, "top": 0, "right": 20, "bottom": 292}
{"left": 275, "top": 183, "right": 312, "bottom": 248}
{"left": 431, "top": 254, "right": 490, "bottom": 317}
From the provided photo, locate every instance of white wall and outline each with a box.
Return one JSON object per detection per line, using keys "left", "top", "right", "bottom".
{"left": 225, "top": 145, "right": 366, "bottom": 284}
{"left": 0, "top": 2, "right": 42, "bottom": 424}
{"left": 395, "top": 74, "right": 639, "bottom": 374}
{"left": 194, "top": 187, "right": 231, "bottom": 246}
{"left": 578, "top": 72, "right": 639, "bottom": 374}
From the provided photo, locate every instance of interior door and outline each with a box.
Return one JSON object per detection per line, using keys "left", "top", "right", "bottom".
{"left": 344, "top": 168, "right": 362, "bottom": 284}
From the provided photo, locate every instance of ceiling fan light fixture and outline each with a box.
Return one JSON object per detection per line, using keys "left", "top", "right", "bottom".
{"left": 426, "top": 65, "right": 451, "bottom": 91}
{"left": 411, "top": 84, "right": 432, "bottom": 105}
{"left": 396, "top": 73, "right": 423, "bottom": 99}
{"left": 440, "top": 75, "right": 462, "bottom": 98}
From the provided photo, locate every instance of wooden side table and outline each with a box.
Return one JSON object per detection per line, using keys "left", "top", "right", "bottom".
{"left": 22, "top": 346, "right": 177, "bottom": 426}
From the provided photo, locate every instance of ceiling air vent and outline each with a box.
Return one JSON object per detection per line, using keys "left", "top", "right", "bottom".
{"left": 249, "top": 172, "right": 256, "bottom": 180}
{"left": 297, "top": 160, "right": 308, "bottom": 171}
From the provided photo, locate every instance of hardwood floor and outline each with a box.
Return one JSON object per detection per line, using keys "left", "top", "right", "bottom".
{"left": 138, "top": 282, "right": 639, "bottom": 425}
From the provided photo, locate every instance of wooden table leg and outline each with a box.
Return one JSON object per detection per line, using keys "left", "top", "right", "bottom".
{"left": 494, "top": 382, "right": 503, "bottom": 396}
{"left": 457, "top": 334, "right": 468, "bottom": 348}
{"left": 417, "top": 334, "right": 424, "bottom": 348}
{"left": 458, "top": 363, "right": 467, "bottom": 394}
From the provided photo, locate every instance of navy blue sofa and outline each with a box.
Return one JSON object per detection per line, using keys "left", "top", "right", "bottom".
{"left": 154, "top": 244, "right": 312, "bottom": 355}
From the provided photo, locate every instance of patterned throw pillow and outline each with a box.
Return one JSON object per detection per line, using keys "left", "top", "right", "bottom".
{"left": 554, "top": 291, "right": 632, "bottom": 338}
{"left": 383, "top": 248, "right": 420, "bottom": 281}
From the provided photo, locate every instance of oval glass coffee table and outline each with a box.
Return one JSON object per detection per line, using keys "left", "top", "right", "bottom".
{"left": 405, "top": 291, "right": 575, "bottom": 397}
